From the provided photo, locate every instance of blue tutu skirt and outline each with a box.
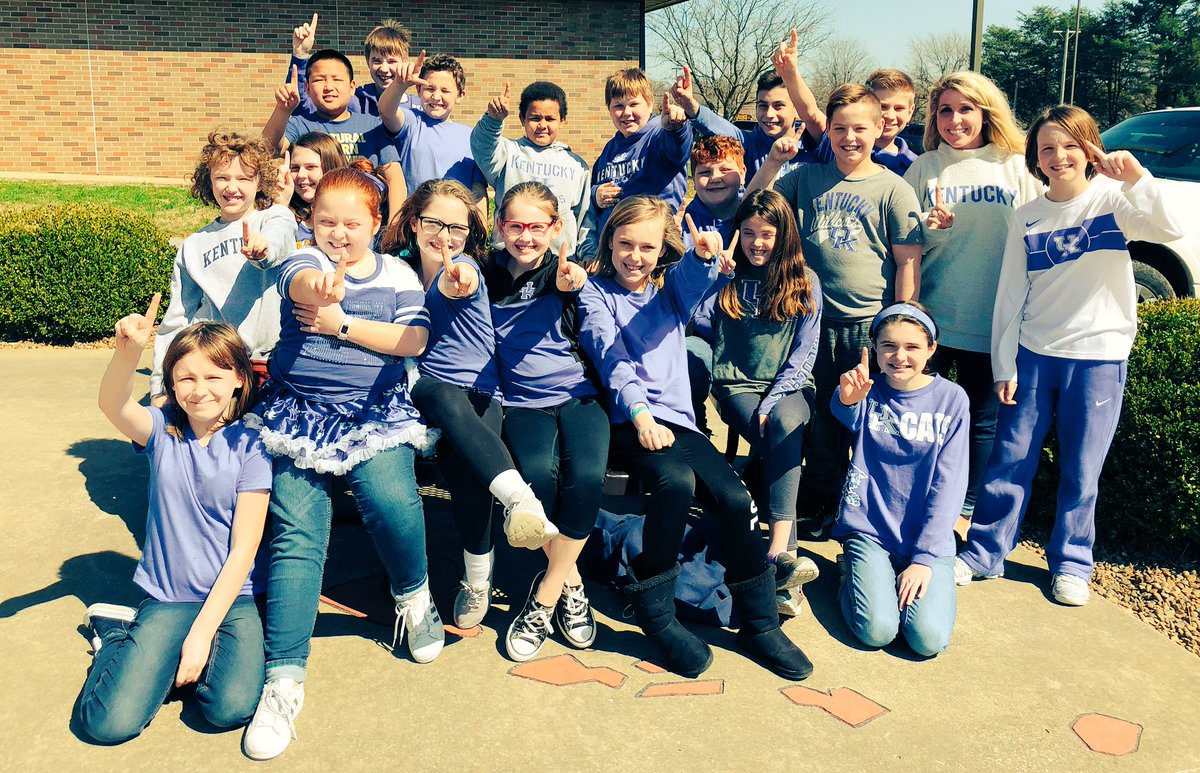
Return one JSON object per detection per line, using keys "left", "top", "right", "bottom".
{"left": 245, "top": 376, "right": 438, "bottom": 476}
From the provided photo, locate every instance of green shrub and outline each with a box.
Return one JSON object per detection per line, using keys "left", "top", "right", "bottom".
{"left": 0, "top": 204, "right": 173, "bottom": 343}
{"left": 1029, "top": 299, "right": 1200, "bottom": 547}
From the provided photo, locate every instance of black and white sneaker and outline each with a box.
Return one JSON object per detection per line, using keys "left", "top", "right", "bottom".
{"left": 505, "top": 573, "right": 554, "bottom": 662}
{"left": 555, "top": 582, "right": 597, "bottom": 649}
{"left": 84, "top": 603, "right": 137, "bottom": 653}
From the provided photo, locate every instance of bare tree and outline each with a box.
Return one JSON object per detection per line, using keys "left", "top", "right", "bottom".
{"left": 803, "top": 36, "right": 874, "bottom": 109}
{"left": 907, "top": 31, "right": 971, "bottom": 120}
{"left": 646, "top": 0, "right": 831, "bottom": 119}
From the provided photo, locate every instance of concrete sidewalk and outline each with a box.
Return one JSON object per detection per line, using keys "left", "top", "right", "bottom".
{"left": 2, "top": 348, "right": 1199, "bottom": 772}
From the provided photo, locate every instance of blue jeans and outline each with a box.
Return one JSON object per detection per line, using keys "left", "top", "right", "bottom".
{"left": 839, "top": 535, "right": 956, "bottom": 657}
{"left": 265, "top": 445, "right": 427, "bottom": 681}
{"left": 76, "top": 596, "right": 263, "bottom": 743}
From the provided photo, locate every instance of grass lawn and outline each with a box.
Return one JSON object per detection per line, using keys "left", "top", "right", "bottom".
{"left": 0, "top": 180, "right": 213, "bottom": 237}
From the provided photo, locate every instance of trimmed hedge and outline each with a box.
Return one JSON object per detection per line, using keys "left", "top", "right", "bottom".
{"left": 0, "top": 204, "right": 173, "bottom": 343}
{"left": 1030, "top": 298, "right": 1200, "bottom": 547}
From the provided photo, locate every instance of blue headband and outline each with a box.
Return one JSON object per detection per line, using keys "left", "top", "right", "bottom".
{"left": 870, "top": 303, "right": 938, "bottom": 340}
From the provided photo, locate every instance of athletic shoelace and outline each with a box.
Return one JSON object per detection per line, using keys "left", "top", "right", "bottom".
{"left": 256, "top": 683, "right": 300, "bottom": 741}
{"left": 459, "top": 581, "right": 488, "bottom": 612}
{"left": 559, "top": 584, "right": 591, "bottom": 630}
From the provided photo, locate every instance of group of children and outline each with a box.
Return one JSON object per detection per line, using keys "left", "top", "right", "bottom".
{"left": 75, "top": 15, "right": 1185, "bottom": 762}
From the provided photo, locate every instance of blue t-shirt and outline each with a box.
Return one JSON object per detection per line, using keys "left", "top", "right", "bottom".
{"left": 132, "top": 407, "right": 273, "bottom": 603}
{"left": 285, "top": 112, "right": 391, "bottom": 162}
{"left": 270, "top": 248, "right": 430, "bottom": 402}
{"left": 382, "top": 106, "right": 486, "bottom": 192}
{"left": 417, "top": 255, "right": 501, "bottom": 397}
{"left": 486, "top": 251, "right": 596, "bottom": 408}
{"left": 830, "top": 375, "right": 969, "bottom": 566}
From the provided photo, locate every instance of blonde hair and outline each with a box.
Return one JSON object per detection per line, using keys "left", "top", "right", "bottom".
{"left": 605, "top": 68, "right": 653, "bottom": 106}
{"left": 190, "top": 130, "right": 277, "bottom": 211}
{"left": 590, "top": 196, "right": 683, "bottom": 288}
{"left": 924, "top": 71, "right": 1025, "bottom": 155}
{"left": 363, "top": 19, "right": 411, "bottom": 59}
{"left": 865, "top": 68, "right": 916, "bottom": 99}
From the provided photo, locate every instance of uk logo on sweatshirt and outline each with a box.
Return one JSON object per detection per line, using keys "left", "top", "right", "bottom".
{"left": 866, "top": 398, "right": 953, "bottom": 445}
{"left": 1024, "top": 213, "right": 1128, "bottom": 272}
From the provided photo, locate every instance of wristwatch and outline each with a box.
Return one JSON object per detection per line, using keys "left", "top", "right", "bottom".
{"left": 336, "top": 316, "right": 353, "bottom": 341}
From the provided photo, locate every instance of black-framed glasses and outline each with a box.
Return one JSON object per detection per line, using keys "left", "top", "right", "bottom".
{"left": 417, "top": 216, "right": 471, "bottom": 241}
{"left": 499, "top": 218, "right": 558, "bottom": 238}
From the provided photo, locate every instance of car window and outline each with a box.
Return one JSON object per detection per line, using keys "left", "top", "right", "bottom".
{"left": 1102, "top": 112, "right": 1200, "bottom": 183}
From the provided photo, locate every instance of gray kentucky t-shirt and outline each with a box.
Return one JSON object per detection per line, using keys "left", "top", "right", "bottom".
{"left": 774, "top": 163, "right": 922, "bottom": 320}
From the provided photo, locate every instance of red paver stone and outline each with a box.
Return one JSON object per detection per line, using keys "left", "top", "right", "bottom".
{"left": 780, "top": 686, "right": 889, "bottom": 727}
{"left": 508, "top": 654, "right": 626, "bottom": 688}
{"left": 634, "top": 660, "right": 667, "bottom": 674}
{"left": 1072, "top": 714, "right": 1143, "bottom": 756}
{"left": 636, "top": 680, "right": 724, "bottom": 698}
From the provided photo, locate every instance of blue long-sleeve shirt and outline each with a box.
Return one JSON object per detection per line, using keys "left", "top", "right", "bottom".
{"left": 692, "top": 106, "right": 818, "bottom": 183}
{"left": 417, "top": 255, "right": 501, "bottom": 397}
{"left": 830, "top": 375, "right": 969, "bottom": 566}
{"left": 591, "top": 116, "right": 693, "bottom": 236}
{"left": 578, "top": 249, "right": 721, "bottom": 430}
{"left": 485, "top": 251, "right": 597, "bottom": 409}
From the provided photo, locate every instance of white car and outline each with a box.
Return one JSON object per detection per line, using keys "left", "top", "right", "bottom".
{"left": 1101, "top": 107, "right": 1200, "bottom": 301}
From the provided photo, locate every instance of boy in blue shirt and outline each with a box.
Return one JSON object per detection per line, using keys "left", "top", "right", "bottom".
{"left": 588, "top": 68, "right": 693, "bottom": 245}
{"left": 671, "top": 65, "right": 817, "bottom": 184}
{"left": 379, "top": 52, "right": 487, "bottom": 218}
{"left": 262, "top": 49, "right": 390, "bottom": 162}
{"left": 285, "top": 15, "right": 418, "bottom": 118}
{"left": 773, "top": 30, "right": 920, "bottom": 174}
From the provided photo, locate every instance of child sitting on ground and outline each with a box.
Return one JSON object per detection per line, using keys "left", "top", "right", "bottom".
{"left": 470, "top": 80, "right": 591, "bottom": 256}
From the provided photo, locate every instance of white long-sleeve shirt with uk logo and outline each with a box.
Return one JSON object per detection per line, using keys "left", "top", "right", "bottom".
{"left": 991, "top": 174, "right": 1186, "bottom": 382}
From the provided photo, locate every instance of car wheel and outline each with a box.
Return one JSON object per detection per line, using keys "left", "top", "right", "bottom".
{"left": 1133, "top": 260, "right": 1175, "bottom": 303}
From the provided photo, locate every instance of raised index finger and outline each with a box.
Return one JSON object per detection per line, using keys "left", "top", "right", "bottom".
{"left": 934, "top": 184, "right": 943, "bottom": 208}
{"left": 291, "top": 64, "right": 298, "bottom": 85}
{"left": 333, "top": 254, "right": 348, "bottom": 282}
{"left": 502, "top": 81, "right": 511, "bottom": 98}
{"left": 682, "top": 64, "right": 691, "bottom": 90}
{"left": 790, "top": 28, "right": 798, "bottom": 50}
{"left": 1084, "top": 139, "right": 1107, "bottom": 162}
{"left": 860, "top": 346, "right": 870, "bottom": 369}
{"left": 242, "top": 219, "right": 250, "bottom": 243}
{"left": 310, "top": 12, "right": 318, "bottom": 32}
{"left": 684, "top": 212, "right": 702, "bottom": 245}
{"left": 144, "top": 292, "right": 161, "bottom": 322}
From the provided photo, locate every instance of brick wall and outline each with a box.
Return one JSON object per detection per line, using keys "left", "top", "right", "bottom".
{"left": 0, "top": 1, "right": 642, "bottom": 179}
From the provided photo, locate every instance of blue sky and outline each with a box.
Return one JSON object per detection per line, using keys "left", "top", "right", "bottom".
{"left": 647, "top": 0, "right": 1106, "bottom": 78}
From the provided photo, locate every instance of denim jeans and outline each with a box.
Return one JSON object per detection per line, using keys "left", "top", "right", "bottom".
{"left": 929, "top": 345, "right": 999, "bottom": 515}
{"left": 76, "top": 596, "right": 263, "bottom": 743}
{"left": 839, "top": 535, "right": 956, "bottom": 657}
{"left": 264, "top": 445, "right": 427, "bottom": 681}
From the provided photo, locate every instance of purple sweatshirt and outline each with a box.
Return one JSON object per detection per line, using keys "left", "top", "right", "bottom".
{"left": 830, "top": 374, "right": 969, "bottom": 566}
{"left": 578, "top": 249, "right": 721, "bottom": 430}
{"left": 591, "top": 116, "right": 693, "bottom": 235}
{"left": 485, "top": 251, "right": 597, "bottom": 409}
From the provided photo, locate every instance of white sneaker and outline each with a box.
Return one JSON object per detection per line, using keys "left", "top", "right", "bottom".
{"left": 453, "top": 579, "right": 491, "bottom": 628}
{"left": 506, "top": 575, "right": 555, "bottom": 662}
{"left": 242, "top": 678, "right": 304, "bottom": 761}
{"left": 954, "top": 557, "right": 1003, "bottom": 586}
{"left": 503, "top": 488, "right": 559, "bottom": 550}
{"left": 394, "top": 588, "right": 445, "bottom": 663}
{"left": 84, "top": 603, "right": 137, "bottom": 652}
{"left": 555, "top": 582, "right": 597, "bottom": 649}
{"left": 1051, "top": 572, "right": 1091, "bottom": 606}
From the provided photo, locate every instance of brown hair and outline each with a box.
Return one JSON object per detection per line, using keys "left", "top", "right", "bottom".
{"left": 190, "top": 130, "right": 277, "bottom": 211}
{"left": 924, "top": 71, "right": 1025, "bottom": 156}
{"left": 384, "top": 178, "right": 490, "bottom": 264}
{"left": 691, "top": 135, "right": 745, "bottom": 174}
{"left": 363, "top": 19, "right": 412, "bottom": 60}
{"left": 605, "top": 68, "right": 653, "bottom": 106}
{"left": 420, "top": 52, "right": 466, "bottom": 94}
{"left": 870, "top": 300, "right": 938, "bottom": 371}
{"left": 719, "top": 189, "right": 814, "bottom": 322}
{"left": 590, "top": 196, "right": 683, "bottom": 289}
{"left": 826, "top": 84, "right": 881, "bottom": 123}
{"left": 1024, "top": 104, "right": 1102, "bottom": 185}
{"left": 288, "top": 132, "right": 348, "bottom": 220}
{"left": 865, "top": 68, "right": 916, "bottom": 97}
{"left": 161, "top": 322, "right": 257, "bottom": 440}
{"left": 498, "top": 181, "right": 560, "bottom": 222}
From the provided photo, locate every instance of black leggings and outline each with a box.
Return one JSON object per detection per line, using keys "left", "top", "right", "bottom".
{"left": 610, "top": 420, "right": 767, "bottom": 584}
{"left": 410, "top": 377, "right": 511, "bottom": 555}
{"left": 502, "top": 397, "right": 610, "bottom": 540}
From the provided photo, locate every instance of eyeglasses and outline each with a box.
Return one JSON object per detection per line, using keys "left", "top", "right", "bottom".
{"left": 499, "top": 218, "right": 558, "bottom": 238}
{"left": 417, "top": 216, "right": 471, "bottom": 241}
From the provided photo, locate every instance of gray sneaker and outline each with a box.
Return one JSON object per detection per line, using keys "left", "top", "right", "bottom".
{"left": 393, "top": 588, "right": 445, "bottom": 664}
{"left": 453, "top": 579, "right": 491, "bottom": 628}
{"left": 773, "top": 553, "right": 819, "bottom": 591}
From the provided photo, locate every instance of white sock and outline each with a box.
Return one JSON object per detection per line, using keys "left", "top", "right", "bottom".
{"left": 488, "top": 469, "right": 530, "bottom": 508}
{"left": 463, "top": 549, "right": 494, "bottom": 586}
